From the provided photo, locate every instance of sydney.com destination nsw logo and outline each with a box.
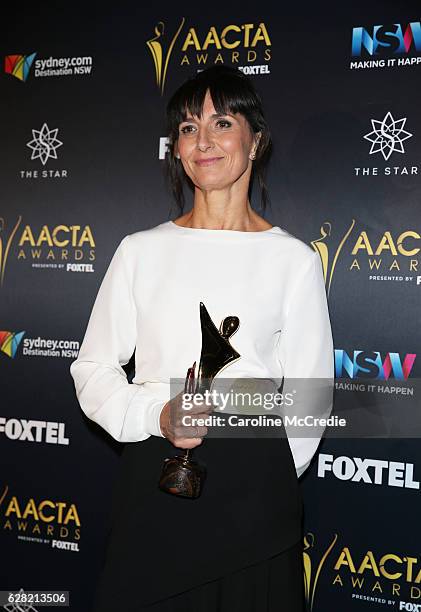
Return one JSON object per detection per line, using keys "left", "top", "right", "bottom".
{"left": 146, "top": 17, "right": 272, "bottom": 93}
{"left": 5, "top": 52, "right": 93, "bottom": 81}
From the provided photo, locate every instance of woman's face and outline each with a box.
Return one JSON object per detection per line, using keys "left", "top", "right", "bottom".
{"left": 175, "top": 90, "right": 260, "bottom": 192}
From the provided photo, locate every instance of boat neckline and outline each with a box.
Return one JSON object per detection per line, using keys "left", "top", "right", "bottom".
{"left": 167, "top": 220, "right": 281, "bottom": 235}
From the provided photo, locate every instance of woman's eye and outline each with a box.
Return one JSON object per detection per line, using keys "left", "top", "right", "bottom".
{"left": 179, "top": 124, "right": 196, "bottom": 134}
{"left": 216, "top": 119, "right": 232, "bottom": 129}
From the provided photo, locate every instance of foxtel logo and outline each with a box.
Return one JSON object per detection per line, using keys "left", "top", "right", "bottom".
{"left": 0, "top": 417, "right": 69, "bottom": 445}
{"left": 318, "top": 453, "right": 419, "bottom": 489}
{"left": 400, "top": 603, "right": 421, "bottom": 611}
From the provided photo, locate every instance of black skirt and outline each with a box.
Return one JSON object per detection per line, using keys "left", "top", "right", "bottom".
{"left": 139, "top": 540, "right": 305, "bottom": 612}
{"left": 93, "top": 429, "right": 304, "bottom": 612}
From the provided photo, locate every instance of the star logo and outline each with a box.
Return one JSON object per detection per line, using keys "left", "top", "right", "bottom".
{"left": 363, "top": 112, "right": 413, "bottom": 160}
{"left": 26, "top": 123, "right": 63, "bottom": 166}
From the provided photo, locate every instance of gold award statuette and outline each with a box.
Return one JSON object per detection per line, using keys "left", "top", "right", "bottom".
{"left": 158, "top": 301, "right": 240, "bottom": 499}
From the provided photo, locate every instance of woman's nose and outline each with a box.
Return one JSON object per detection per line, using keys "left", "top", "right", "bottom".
{"left": 196, "top": 126, "right": 214, "bottom": 152}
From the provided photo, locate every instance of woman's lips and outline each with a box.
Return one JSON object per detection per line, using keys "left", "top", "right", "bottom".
{"left": 195, "top": 157, "right": 223, "bottom": 166}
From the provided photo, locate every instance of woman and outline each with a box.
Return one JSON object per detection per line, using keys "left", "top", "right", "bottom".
{"left": 70, "top": 65, "right": 334, "bottom": 611}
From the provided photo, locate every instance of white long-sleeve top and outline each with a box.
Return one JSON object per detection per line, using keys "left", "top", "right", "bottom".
{"left": 70, "top": 220, "right": 334, "bottom": 478}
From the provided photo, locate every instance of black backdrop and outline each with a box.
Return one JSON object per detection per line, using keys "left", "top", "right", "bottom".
{"left": 2, "top": 2, "right": 421, "bottom": 611}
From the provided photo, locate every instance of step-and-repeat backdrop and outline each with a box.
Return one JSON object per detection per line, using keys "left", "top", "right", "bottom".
{"left": 2, "top": 3, "right": 421, "bottom": 611}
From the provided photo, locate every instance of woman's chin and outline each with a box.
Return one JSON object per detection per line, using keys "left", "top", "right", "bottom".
{"left": 193, "top": 179, "right": 233, "bottom": 192}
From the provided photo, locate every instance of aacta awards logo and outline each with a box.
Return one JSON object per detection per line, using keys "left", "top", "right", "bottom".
{"left": 0, "top": 216, "right": 96, "bottom": 287}
{"left": 303, "top": 532, "right": 421, "bottom": 609}
{"left": 311, "top": 219, "right": 421, "bottom": 291}
{"left": 0, "top": 484, "right": 80, "bottom": 551}
{"left": 146, "top": 18, "right": 272, "bottom": 94}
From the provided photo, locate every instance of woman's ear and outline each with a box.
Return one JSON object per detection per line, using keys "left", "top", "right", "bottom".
{"left": 174, "top": 141, "right": 180, "bottom": 159}
{"left": 249, "top": 132, "right": 262, "bottom": 160}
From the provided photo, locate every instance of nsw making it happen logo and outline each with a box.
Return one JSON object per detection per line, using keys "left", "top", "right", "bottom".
{"left": 350, "top": 21, "right": 421, "bottom": 70}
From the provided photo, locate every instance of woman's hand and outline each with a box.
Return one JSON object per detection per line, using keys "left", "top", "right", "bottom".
{"left": 159, "top": 389, "right": 215, "bottom": 449}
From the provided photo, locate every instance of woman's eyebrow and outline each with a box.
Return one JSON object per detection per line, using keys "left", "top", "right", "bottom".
{"left": 181, "top": 112, "right": 235, "bottom": 122}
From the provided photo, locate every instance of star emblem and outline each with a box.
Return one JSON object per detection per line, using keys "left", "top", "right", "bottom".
{"left": 26, "top": 123, "right": 63, "bottom": 166}
{"left": 363, "top": 112, "right": 412, "bottom": 161}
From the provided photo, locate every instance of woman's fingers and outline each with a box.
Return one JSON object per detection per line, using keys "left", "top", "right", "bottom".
{"left": 172, "top": 436, "right": 203, "bottom": 449}
{"left": 176, "top": 422, "right": 208, "bottom": 439}
{"left": 172, "top": 410, "right": 209, "bottom": 447}
{"left": 162, "top": 390, "right": 217, "bottom": 448}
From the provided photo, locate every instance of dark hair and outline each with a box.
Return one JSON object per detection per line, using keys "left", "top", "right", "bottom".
{"left": 165, "top": 65, "right": 272, "bottom": 215}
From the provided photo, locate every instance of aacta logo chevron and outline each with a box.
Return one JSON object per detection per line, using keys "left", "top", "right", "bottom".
{"left": 0, "top": 331, "right": 25, "bottom": 358}
{"left": 4, "top": 53, "right": 37, "bottom": 82}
